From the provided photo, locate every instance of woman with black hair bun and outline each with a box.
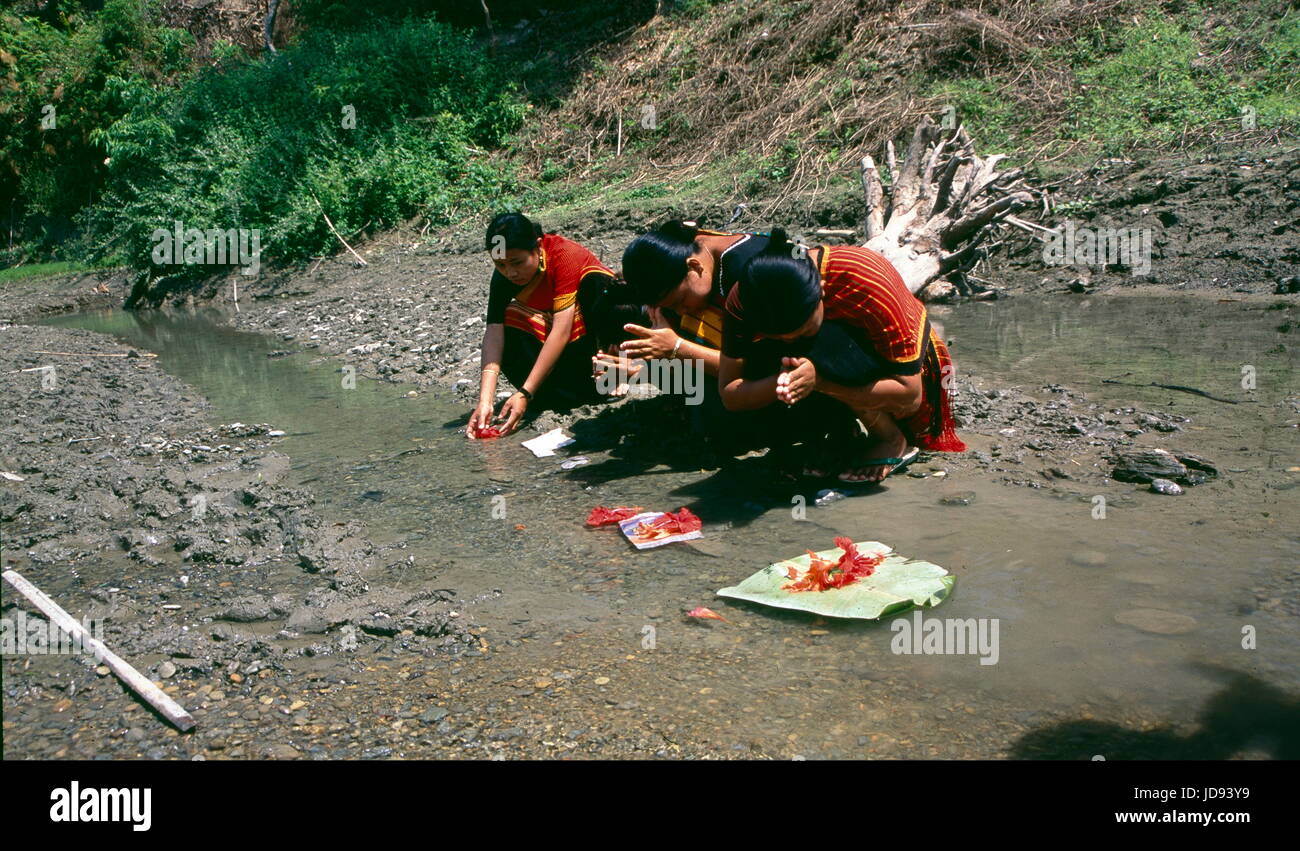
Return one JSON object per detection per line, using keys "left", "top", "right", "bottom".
{"left": 467, "top": 212, "right": 616, "bottom": 438}
{"left": 720, "top": 228, "right": 967, "bottom": 482}
{"left": 590, "top": 219, "right": 820, "bottom": 457}
{"left": 610, "top": 219, "right": 766, "bottom": 367}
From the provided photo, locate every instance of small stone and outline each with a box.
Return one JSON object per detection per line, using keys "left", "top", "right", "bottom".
{"left": 288, "top": 700, "right": 306, "bottom": 712}
{"left": 420, "top": 707, "right": 449, "bottom": 724}
{"left": 1150, "top": 478, "right": 1183, "bottom": 495}
{"left": 1174, "top": 452, "right": 1218, "bottom": 478}
{"left": 264, "top": 744, "right": 301, "bottom": 760}
{"left": 594, "top": 676, "right": 610, "bottom": 685}
{"left": 1114, "top": 609, "right": 1198, "bottom": 635}
{"left": 229, "top": 673, "right": 244, "bottom": 684}
{"left": 96, "top": 666, "right": 110, "bottom": 677}
{"left": 1112, "top": 449, "right": 1187, "bottom": 483}
{"left": 157, "top": 661, "right": 177, "bottom": 679}
{"left": 939, "top": 491, "right": 977, "bottom": 506}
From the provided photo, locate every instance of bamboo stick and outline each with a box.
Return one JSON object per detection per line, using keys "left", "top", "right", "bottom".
{"left": 310, "top": 194, "right": 368, "bottom": 267}
{"left": 31, "top": 351, "right": 157, "bottom": 358}
{"left": 2, "top": 570, "right": 195, "bottom": 732}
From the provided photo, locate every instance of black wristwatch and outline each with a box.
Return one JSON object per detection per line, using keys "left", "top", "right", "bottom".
{"left": 516, "top": 387, "right": 533, "bottom": 402}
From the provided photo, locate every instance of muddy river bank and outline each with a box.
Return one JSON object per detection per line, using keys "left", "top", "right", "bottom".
{"left": 2, "top": 274, "right": 1296, "bottom": 758}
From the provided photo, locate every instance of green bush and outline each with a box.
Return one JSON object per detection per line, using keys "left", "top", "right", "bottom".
{"left": 925, "top": 78, "right": 1020, "bottom": 151}
{"left": 1251, "top": 12, "right": 1300, "bottom": 125}
{"left": 0, "top": 0, "right": 195, "bottom": 256}
{"left": 83, "top": 16, "right": 527, "bottom": 274}
{"left": 1068, "top": 18, "right": 1233, "bottom": 150}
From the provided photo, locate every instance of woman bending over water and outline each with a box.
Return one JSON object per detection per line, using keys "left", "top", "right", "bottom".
{"left": 467, "top": 212, "right": 615, "bottom": 438}
{"left": 720, "top": 229, "right": 966, "bottom": 482}
{"left": 592, "top": 220, "right": 855, "bottom": 460}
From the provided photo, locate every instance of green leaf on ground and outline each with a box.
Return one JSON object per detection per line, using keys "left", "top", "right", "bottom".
{"left": 717, "top": 541, "right": 953, "bottom": 620}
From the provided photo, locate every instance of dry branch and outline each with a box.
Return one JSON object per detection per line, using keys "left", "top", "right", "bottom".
{"left": 860, "top": 114, "right": 1041, "bottom": 299}
{"left": 311, "top": 194, "right": 368, "bottom": 267}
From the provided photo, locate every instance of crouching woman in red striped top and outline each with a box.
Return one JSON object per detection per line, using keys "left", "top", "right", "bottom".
{"left": 467, "top": 213, "right": 615, "bottom": 438}
{"left": 719, "top": 229, "right": 966, "bottom": 482}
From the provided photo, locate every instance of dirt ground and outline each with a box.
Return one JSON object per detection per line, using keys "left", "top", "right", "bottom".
{"left": 2, "top": 145, "right": 1296, "bottom": 759}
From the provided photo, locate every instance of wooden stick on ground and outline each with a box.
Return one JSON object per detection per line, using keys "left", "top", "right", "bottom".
{"left": 32, "top": 351, "right": 157, "bottom": 358}
{"left": 2, "top": 569, "right": 196, "bottom": 732}
{"left": 310, "top": 194, "right": 368, "bottom": 267}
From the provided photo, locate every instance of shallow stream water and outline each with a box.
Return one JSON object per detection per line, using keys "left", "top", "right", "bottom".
{"left": 46, "top": 293, "right": 1298, "bottom": 757}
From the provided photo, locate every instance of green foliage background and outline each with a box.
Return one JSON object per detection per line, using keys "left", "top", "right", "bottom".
{"left": 0, "top": 0, "right": 1296, "bottom": 276}
{"left": 2, "top": 1, "right": 526, "bottom": 273}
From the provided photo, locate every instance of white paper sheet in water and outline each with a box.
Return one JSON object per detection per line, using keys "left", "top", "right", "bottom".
{"left": 521, "top": 428, "right": 575, "bottom": 458}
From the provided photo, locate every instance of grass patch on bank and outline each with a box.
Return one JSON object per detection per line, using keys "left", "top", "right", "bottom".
{"left": 0, "top": 261, "right": 104, "bottom": 285}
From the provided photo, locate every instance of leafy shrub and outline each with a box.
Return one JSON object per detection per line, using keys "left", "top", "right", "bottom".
{"left": 0, "top": 0, "right": 195, "bottom": 256}
{"left": 84, "top": 16, "right": 527, "bottom": 274}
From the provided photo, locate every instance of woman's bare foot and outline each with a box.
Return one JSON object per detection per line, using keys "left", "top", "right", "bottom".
{"left": 839, "top": 412, "right": 912, "bottom": 483}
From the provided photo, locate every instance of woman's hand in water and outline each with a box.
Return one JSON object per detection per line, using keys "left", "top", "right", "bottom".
{"left": 498, "top": 392, "right": 529, "bottom": 435}
{"left": 620, "top": 322, "right": 679, "bottom": 360}
{"left": 776, "top": 357, "right": 817, "bottom": 405}
{"left": 466, "top": 400, "right": 495, "bottom": 439}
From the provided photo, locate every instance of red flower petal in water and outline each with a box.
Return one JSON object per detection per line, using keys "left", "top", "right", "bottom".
{"left": 586, "top": 506, "right": 644, "bottom": 527}
{"left": 474, "top": 426, "right": 502, "bottom": 439}
{"left": 686, "top": 607, "right": 729, "bottom": 623}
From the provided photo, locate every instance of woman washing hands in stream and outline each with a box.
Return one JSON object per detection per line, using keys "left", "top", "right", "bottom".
{"left": 466, "top": 212, "right": 615, "bottom": 439}
{"left": 720, "top": 229, "right": 966, "bottom": 483}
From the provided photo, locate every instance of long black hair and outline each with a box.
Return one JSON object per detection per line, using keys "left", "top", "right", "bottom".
{"left": 485, "top": 212, "right": 543, "bottom": 254}
{"left": 620, "top": 219, "right": 702, "bottom": 304}
{"left": 735, "top": 227, "right": 821, "bottom": 335}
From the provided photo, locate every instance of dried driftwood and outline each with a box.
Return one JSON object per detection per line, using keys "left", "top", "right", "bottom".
{"left": 860, "top": 115, "right": 1037, "bottom": 301}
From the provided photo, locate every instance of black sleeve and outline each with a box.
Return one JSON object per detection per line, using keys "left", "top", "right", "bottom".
{"left": 720, "top": 289, "right": 748, "bottom": 359}
{"left": 486, "top": 271, "right": 513, "bottom": 325}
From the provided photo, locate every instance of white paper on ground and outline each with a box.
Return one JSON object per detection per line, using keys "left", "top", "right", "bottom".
{"left": 522, "top": 428, "right": 575, "bottom": 457}
{"left": 618, "top": 511, "right": 703, "bottom": 550}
